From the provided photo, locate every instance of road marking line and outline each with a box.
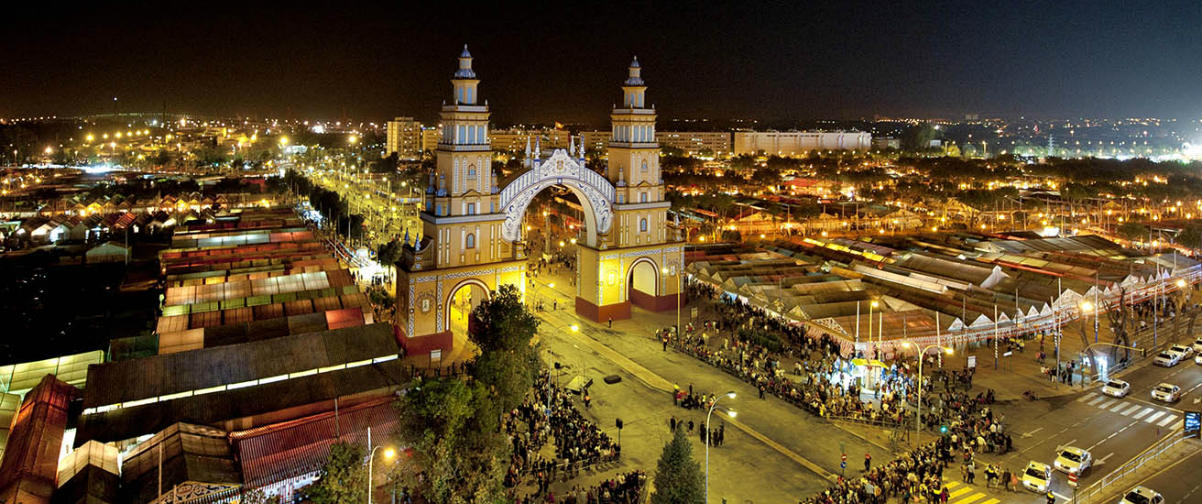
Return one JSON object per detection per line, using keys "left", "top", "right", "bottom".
{"left": 1110, "top": 401, "right": 1130, "bottom": 412}
{"left": 1145, "top": 411, "right": 1166, "bottom": 423}
{"left": 1078, "top": 392, "right": 1097, "bottom": 402}
{"left": 1157, "top": 415, "right": 1178, "bottom": 427}
{"left": 1132, "top": 407, "right": 1153, "bottom": 419}
{"left": 943, "top": 481, "right": 961, "bottom": 489}
{"left": 1022, "top": 427, "right": 1044, "bottom": 437}
{"left": 1053, "top": 491, "right": 1073, "bottom": 501}
{"left": 1119, "top": 403, "right": 1142, "bottom": 415}
{"left": 1097, "top": 398, "right": 1117, "bottom": 409}
{"left": 1087, "top": 395, "right": 1107, "bottom": 406}
{"left": 1099, "top": 452, "right": 1114, "bottom": 464}
{"left": 979, "top": 499, "right": 999, "bottom": 504}
{"left": 951, "top": 492, "right": 986, "bottom": 504}
{"left": 948, "top": 487, "right": 973, "bottom": 498}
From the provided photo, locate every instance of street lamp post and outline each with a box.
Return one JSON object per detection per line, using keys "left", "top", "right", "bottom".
{"left": 868, "top": 300, "right": 879, "bottom": 357}
{"left": 902, "top": 342, "right": 953, "bottom": 447}
{"left": 366, "top": 426, "right": 396, "bottom": 504}
{"left": 705, "top": 391, "right": 737, "bottom": 504}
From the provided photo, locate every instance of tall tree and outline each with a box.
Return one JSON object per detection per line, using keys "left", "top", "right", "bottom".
{"left": 468, "top": 284, "right": 540, "bottom": 414}
{"left": 394, "top": 378, "right": 507, "bottom": 504}
{"left": 302, "top": 442, "right": 367, "bottom": 504}
{"left": 651, "top": 428, "right": 705, "bottom": 504}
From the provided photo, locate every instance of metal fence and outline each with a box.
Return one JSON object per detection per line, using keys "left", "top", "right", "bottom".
{"left": 1073, "top": 432, "right": 1196, "bottom": 503}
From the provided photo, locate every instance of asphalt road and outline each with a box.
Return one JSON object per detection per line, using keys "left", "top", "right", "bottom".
{"left": 984, "top": 353, "right": 1202, "bottom": 503}
{"left": 1121, "top": 450, "right": 1202, "bottom": 504}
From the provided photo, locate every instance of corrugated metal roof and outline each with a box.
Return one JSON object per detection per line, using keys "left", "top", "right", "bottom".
{"left": 83, "top": 324, "right": 398, "bottom": 408}
{"left": 76, "top": 360, "right": 405, "bottom": 446}
{"left": 232, "top": 397, "right": 398, "bottom": 488}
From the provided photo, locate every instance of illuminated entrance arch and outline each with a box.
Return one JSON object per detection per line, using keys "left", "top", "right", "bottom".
{"left": 499, "top": 149, "right": 614, "bottom": 248}
{"left": 393, "top": 48, "right": 682, "bottom": 356}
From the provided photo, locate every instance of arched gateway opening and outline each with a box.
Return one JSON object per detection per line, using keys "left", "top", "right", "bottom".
{"left": 627, "top": 258, "right": 659, "bottom": 311}
{"left": 500, "top": 149, "right": 613, "bottom": 249}
{"left": 445, "top": 279, "right": 490, "bottom": 338}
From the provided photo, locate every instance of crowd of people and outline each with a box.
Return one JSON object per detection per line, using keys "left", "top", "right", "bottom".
{"left": 669, "top": 281, "right": 1020, "bottom": 504}
{"left": 669, "top": 281, "right": 923, "bottom": 426}
{"left": 801, "top": 396, "right": 1013, "bottom": 504}
{"left": 504, "top": 370, "right": 622, "bottom": 499}
{"left": 510, "top": 471, "right": 646, "bottom": 504}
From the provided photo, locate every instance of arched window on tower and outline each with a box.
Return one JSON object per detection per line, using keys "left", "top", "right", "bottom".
{"left": 465, "top": 233, "right": 476, "bottom": 249}
{"left": 639, "top": 218, "right": 648, "bottom": 233}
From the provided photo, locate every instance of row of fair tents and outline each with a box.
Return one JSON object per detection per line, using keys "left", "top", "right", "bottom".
{"left": 687, "top": 250, "right": 1201, "bottom": 353}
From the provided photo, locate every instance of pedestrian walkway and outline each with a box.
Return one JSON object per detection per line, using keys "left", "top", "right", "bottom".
{"left": 940, "top": 480, "right": 1003, "bottom": 504}
{"left": 1075, "top": 393, "right": 1182, "bottom": 428}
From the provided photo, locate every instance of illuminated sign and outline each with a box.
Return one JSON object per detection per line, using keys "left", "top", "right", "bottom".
{"left": 1185, "top": 411, "right": 1200, "bottom": 435}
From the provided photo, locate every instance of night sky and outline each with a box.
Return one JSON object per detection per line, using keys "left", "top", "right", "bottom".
{"left": 2, "top": 1, "right": 1198, "bottom": 125}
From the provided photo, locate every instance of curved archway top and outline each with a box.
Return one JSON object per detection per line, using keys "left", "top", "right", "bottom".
{"left": 499, "top": 149, "right": 615, "bottom": 244}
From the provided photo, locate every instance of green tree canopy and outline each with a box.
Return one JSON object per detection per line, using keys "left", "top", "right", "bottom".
{"left": 377, "top": 239, "right": 404, "bottom": 266}
{"left": 394, "top": 378, "right": 507, "bottom": 504}
{"left": 651, "top": 427, "right": 705, "bottom": 504}
{"left": 1117, "top": 221, "right": 1149, "bottom": 241}
{"left": 301, "top": 442, "right": 367, "bottom": 504}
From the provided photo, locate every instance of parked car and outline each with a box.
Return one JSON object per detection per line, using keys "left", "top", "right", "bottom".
{"left": 1169, "top": 344, "right": 1194, "bottom": 359}
{"left": 1191, "top": 338, "right": 1202, "bottom": 354}
{"left": 1054, "top": 446, "right": 1092, "bottom": 474}
{"left": 1153, "top": 351, "right": 1180, "bottom": 367}
{"left": 1195, "top": 354, "right": 1201, "bottom": 365}
{"left": 1119, "top": 486, "right": 1163, "bottom": 504}
{"left": 1151, "top": 383, "right": 1181, "bottom": 403}
{"left": 1102, "top": 379, "right": 1130, "bottom": 398}
{"left": 1022, "top": 461, "right": 1053, "bottom": 493}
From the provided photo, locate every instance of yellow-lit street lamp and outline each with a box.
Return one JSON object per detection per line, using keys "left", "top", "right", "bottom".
{"left": 365, "top": 425, "right": 396, "bottom": 504}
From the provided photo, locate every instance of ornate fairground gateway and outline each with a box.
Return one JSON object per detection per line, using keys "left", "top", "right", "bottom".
{"left": 394, "top": 46, "right": 683, "bottom": 353}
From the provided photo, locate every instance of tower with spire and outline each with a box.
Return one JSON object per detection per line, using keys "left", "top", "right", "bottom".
{"left": 423, "top": 45, "right": 506, "bottom": 268}
{"left": 606, "top": 56, "right": 666, "bottom": 248}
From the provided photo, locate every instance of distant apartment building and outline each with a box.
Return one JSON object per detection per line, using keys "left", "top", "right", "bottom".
{"left": 733, "top": 131, "right": 872, "bottom": 156}
{"left": 490, "top": 128, "right": 573, "bottom": 153}
{"left": 872, "top": 136, "right": 901, "bottom": 150}
{"left": 385, "top": 117, "right": 422, "bottom": 159}
{"left": 657, "top": 131, "right": 731, "bottom": 156}
{"left": 420, "top": 126, "right": 441, "bottom": 154}
{"left": 580, "top": 131, "right": 610, "bottom": 154}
